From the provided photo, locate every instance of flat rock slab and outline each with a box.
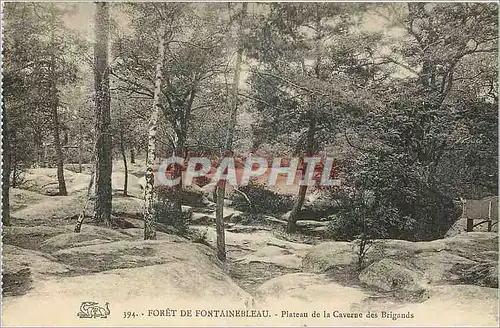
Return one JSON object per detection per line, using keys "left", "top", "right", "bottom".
{"left": 256, "top": 273, "right": 369, "bottom": 309}
{"left": 238, "top": 245, "right": 303, "bottom": 269}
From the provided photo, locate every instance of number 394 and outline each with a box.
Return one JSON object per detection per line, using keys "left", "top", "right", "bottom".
{"left": 123, "top": 311, "right": 138, "bottom": 318}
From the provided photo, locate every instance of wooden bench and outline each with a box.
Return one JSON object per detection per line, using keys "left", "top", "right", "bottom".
{"left": 462, "top": 196, "right": 498, "bottom": 232}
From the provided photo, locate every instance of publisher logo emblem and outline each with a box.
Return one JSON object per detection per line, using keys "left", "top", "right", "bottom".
{"left": 77, "top": 301, "right": 110, "bottom": 319}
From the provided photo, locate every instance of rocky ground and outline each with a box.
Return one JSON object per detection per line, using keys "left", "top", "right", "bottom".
{"left": 2, "top": 165, "right": 498, "bottom": 326}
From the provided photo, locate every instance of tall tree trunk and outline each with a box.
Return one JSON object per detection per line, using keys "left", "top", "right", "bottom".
{"left": 10, "top": 129, "right": 17, "bottom": 188}
{"left": 78, "top": 118, "right": 83, "bottom": 173}
{"left": 286, "top": 116, "right": 316, "bottom": 233}
{"left": 52, "top": 102, "right": 67, "bottom": 195}
{"left": 120, "top": 130, "right": 128, "bottom": 197}
{"left": 216, "top": 2, "right": 247, "bottom": 261}
{"left": 286, "top": 6, "right": 321, "bottom": 233}
{"left": 130, "top": 147, "right": 135, "bottom": 164}
{"left": 170, "top": 127, "right": 185, "bottom": 218}
{"left": 2, "top": 109, "right": 11, "bottom": 226}
{"left": 144, "top": 21, "right": 166, "bottom": 240}
{"left": 93, "top": 2, "right": 112, "bottom": 225}
{"left": 49, "top": 23, "right": 67, "bottom": 196}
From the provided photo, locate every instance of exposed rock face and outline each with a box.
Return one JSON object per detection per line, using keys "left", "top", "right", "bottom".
{"left": 19, "top": 168, "right": 91, "bottom": 195}
{"left": 302, "top": 242, "right": 356, "bottom": 273}
{"left": 303, "top": 233, "right": 498, "bottom": 284}
{"left": 2, "top": 245, "right": 75, "bottom": 296}
{"left": 358, "top": 259, "right": 426, "bottom": 292}
{"left": 256, "top": 272, "right": 368, "bottom": 306}
{"left": 3, "top": 167, "right": 498, "bottom": 327}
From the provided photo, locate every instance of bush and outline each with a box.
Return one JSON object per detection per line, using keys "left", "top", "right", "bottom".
{"left": 328, "top": 152, "right": 461, "bottom": 242}
{"left": 153, "top": 191, "right": 190, "bottom": 236}
{"left": 189, "top": 228, "right": 210, "bottom": 246}
{"left": 231, "top": 181, "right": 294, "bottom": 215}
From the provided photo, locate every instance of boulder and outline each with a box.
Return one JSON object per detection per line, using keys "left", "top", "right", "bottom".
{"left": 12, "top": 195, "right": 84, "bottom": 224}
{"left": 3, "top": 225, "right": 73, "bottom": 251}
{"left": 237, "top": 245, "right": 303, "bottom": 269}
{"left": 358, "top": 259, "right": 426, "bottom": 292}
{"left": 298, "top": 196, "right": 340, "bottom": 220}
{"left": 394, "top": 285, "right": 499, "bottom": 326}
{"left": 2, "top": 239, "right": 252, "bottom": 326}
{"left": 256, "top": 273, "right": 368, "bottom": 308}
{"left": 9, "top": 188, "right": 48, "bottom": 212}
{"left": 19, "top": 168, "right": 91, "bottom": 195}
{"left": 2, "top": 245, "right": 75, "bottom": 296}
{"left": 459, "top": 262, "right": 499, "bottom": 288}
{"left": 3, "top": 245, "right": 73, "bottom": 277}
{"left": 111, "top": 171, "right": 144, "bottom": 198}
{"left": 41, "top": 225, "right": 135, "bottom": 252}
{"left": 51, "top": 239, "right": 210, "bottom": 273}
{"left": 302, "top": 242, "right": 356, "bottom": 273}
{"left": 410, "top": 251, "right": 476, "bottom": 283}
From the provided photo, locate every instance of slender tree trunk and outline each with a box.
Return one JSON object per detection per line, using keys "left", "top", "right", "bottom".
{"left": 10, "top": 129, "right": 17, "bottom": 188}
{"left": 130, "top": 147, "right": 135, "bottom": 164}
{"left": 286, "top": 7, "right": 321, "bottom": 233}
{"left": 170, "top": 128, "right": 185, "bottom": 218}
{"left": 144, "top": 21, "right": 166, "bottom": 240}
{"left": 49, "top": 22, "right": 67, "bottom": 196}
{"left": 2, "top": 110, "right": 11, "bottom": 226}
{"left": 215, "top": 182, "right": 226, "bottom": 260}
{"left": 52, "top": 102, "right": 67, "bottom": 195}
{"left": 93, "top": 2, "right": 112, "bottom": 225}
{"left": 216, "top": 2, "right": 247, "bottom": 261}
{"left": 75, "top": 137, "right": 98, "bottom": 233}
{"left": 120, "top": 130, "right": 128, "bottom": 197}
{"left": 286, "top": 116, "right": 315, "bottom": 233}
{"left": 78, "top": 119, "right": 83, "bottom": 173}
{"left": 74, "top": 168, "right": 95, "bottom": 233}
{"left": 43, "top": 143, "right": 48, "bottom": 168}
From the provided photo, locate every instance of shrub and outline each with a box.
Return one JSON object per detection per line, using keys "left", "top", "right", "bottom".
{"left": 153, "top": 191, "right": 190, "bottom": 236}
{"left": 232, "top": 181, "right": 294, "bottom": 215}
{"left": 328, "top": 151, "right": 461, "bottom": 242}
{"left": 189, "top": 228, "right": 210, "bottom": 246}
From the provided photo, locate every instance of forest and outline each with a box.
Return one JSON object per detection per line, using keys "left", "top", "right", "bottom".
{"left": 1, "top": 2, "right": 499, "bottom": 326}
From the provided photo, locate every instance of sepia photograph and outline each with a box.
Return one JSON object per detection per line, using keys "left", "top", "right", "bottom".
{"left": 1, "top": 0, "right": 498, "bottom": 326}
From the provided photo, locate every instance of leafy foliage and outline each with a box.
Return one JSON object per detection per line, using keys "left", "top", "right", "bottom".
{"left": 232, "top": 181, "right": 295, "bottom": 215}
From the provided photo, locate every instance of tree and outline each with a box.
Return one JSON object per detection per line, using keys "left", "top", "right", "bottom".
{"left": 2, "top": 109, "right": 11, "bottom": 226}
{"left": 93, "top": 2, "right": 113, "bottom": 225}
{"left": 112, "top": 3, "right": 231, "bottom": 235}
{"left": 49, "top": 24, "right": 68, "bottom": 196}
{"left": 215, "top": 2, "right": 248, "bottom": 261}
{"left": 3, "top": 3, "right": 82, "bottom": 197}
{"left": 245, "top": 3, "right": 380, "bottom": 232}
{"left": 143, "top": 19, "right": 167, "bottom": 240}
{"left": 329, "top": 2, "right": 498, "bottom": 241}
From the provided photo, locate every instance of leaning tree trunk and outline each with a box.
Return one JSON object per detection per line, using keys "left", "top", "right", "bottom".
{"left": 286, "top": 8, "right": 321, "bottom": 233}
{"left": 49, "top": 25, "right": 67, "bottom": 196}
{"left": 216, "top": 2, "right": 247, "bottom": 261}
{"left": 2, "top": 109, "right": 11, "bottom": 226}
{"left": 119, "top": 130, "right": 128, "bottom": 197}
{"left": 286, "top": 116, "right": 316, "bottom": 233}
{"left": 74, "top": 166, "right": 96, "bottom": 233}
{"left": 93, "top": 1, "right": 112, "bottom": 225}
{"left": 144, "top": 21, "right": 166, "bottom": 240}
